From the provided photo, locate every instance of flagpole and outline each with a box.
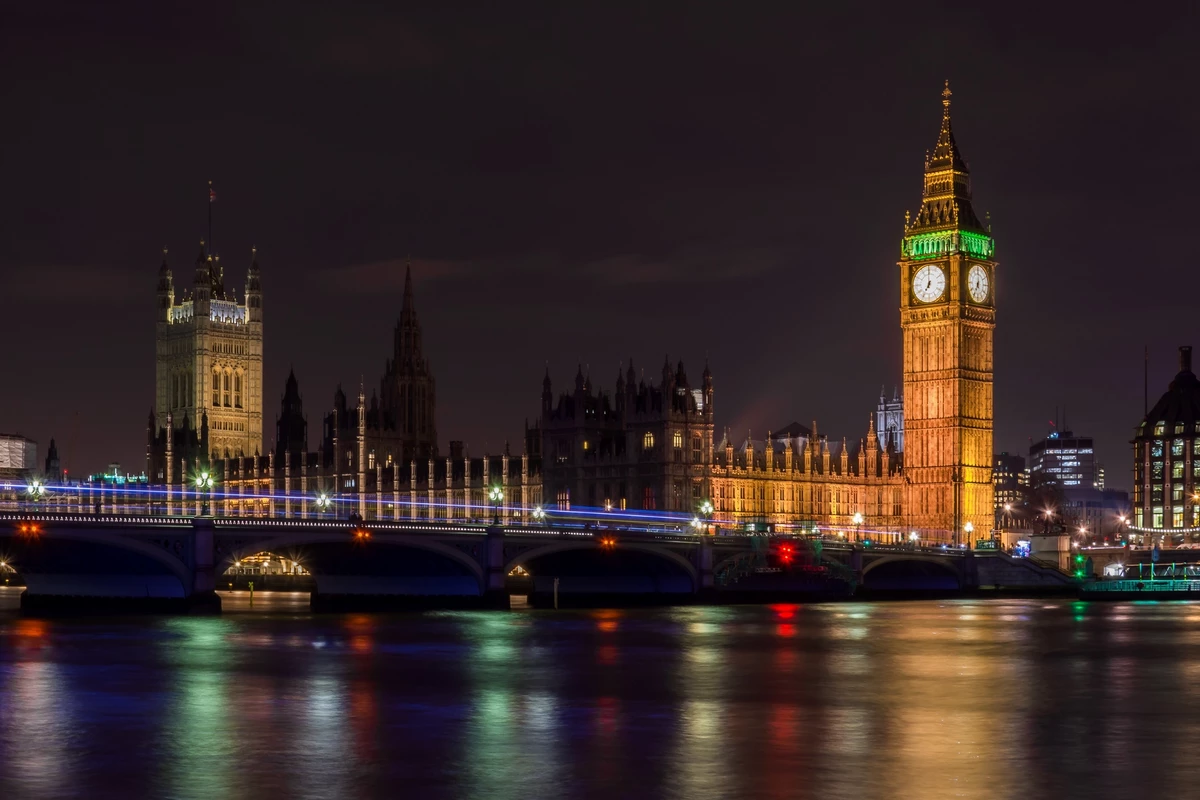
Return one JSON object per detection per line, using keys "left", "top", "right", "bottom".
{"left": 208, "top": 180, "right": 213, "bottom": 255}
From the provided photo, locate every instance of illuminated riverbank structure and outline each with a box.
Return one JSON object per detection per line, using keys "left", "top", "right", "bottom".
{"left": 1132, "top": 346, "right": 1200, "bottom": 536}
{"left": 539, "top": 363, "right": 905, "bottom": 536}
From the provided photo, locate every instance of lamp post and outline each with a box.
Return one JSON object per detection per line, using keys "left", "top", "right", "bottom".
{"left": 532, "top": 505, "right": 546, "bottom": 526}
{"left": 316, "top": 493, "right": 332, "bottom": 517}
{"left": 963, "top": 520, "right": 974, "bottom": 548}
{"left": 852, "top": 512, "right": 864, "bottom": 542}
{"left": 27, "top": 480, "right": 46, "bottom": 504}
{"left": 1117, "top": 514, "right": 1129, "bottom": 546}
{"left": 195, "top": 472, "right": 215, "bottom": 517}
{"left": 489, "top": 485, "right": 504, "bottom": 525}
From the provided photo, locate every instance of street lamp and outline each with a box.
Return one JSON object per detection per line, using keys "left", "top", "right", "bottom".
{"left": 964, "top": 520, "right": 974, "bottom": 548}
{"left": 489, "top": 485, "right": 504, "bottom": 525}
{"left": 27, "top": 480, "right": 46, "bottom": 502}
{"left": 852, "top": 512, "right": 864, "bottom": 542}
{"left": 699, "top": 499, "right": 714, "bottom": 518}
{"left": 315, "top": 493, "right": 332, "bottom": 516}
{"left": 532, "top": 505, "right": 546, "bottom": 525}
{"left": 691, "top": 516, "right": 704, "bottom": 532}
{"left": 195, "top": 472, "right": 215, "bottom": 517}
{"left": 909, "top": 531, "right": 920, "bottom": 547}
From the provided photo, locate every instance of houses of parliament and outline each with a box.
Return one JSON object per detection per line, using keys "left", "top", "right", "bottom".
{"left": 133, "top": 84, "right": 995, "bottom": 541}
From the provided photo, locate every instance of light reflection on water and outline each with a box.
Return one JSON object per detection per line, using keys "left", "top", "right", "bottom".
{"left": 2, "top": 592, "right": 1200, "bottom": 797}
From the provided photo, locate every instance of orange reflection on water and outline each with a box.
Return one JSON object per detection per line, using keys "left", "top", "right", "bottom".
{"left": 593, "top": 609, "right": 622, "bottom": 632}
{"left": 597, "top": 644, "right": 618, "bottom": 665}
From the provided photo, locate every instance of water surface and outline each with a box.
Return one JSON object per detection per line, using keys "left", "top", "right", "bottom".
{"left": 2, "top": 587, "right": 1199, "bottom": 799}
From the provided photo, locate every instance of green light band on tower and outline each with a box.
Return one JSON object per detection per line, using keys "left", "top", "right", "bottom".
{"left": 901, "top": 230, "right": 994, "bottom": 260}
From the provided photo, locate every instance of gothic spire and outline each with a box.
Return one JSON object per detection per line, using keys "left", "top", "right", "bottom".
{"left": 905, "top": 81, "right": 987, "bottom": 238}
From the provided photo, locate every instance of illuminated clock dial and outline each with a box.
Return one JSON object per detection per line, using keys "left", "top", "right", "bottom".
{"left": 967, "top": 264, "right": 990, "bottom": 303}
{"left": 912, "top": 264, "right": 946, "bottom": 303}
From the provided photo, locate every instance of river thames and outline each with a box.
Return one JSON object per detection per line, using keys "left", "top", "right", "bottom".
{"left": 2, "top": 587, "right": 1199, "bottom": 799}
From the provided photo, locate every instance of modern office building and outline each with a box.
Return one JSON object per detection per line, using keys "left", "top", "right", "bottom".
{"left": 1029, "top": 431, "right": 1096, "bottom": 488}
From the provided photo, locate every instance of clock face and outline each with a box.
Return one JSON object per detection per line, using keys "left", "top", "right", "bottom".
{"left": 967, "top": 264, "right": 990, "bottom": 303}
{"left": 912, "top": 264, "right": 946, "bottom": 303}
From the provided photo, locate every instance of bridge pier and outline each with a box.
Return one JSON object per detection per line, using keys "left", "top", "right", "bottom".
{"left": 696, "top": 536, "right": 717, "bottom": 603}
{"left": 481, "top": 525, "right": 510, "bottom": 609}
{"left": 188, "top": 518, "right": 221, "bottom": 613}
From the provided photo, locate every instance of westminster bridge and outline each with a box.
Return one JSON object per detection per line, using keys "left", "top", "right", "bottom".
{"left": 0, "top": 511, "right": 1076, "bottom": 612}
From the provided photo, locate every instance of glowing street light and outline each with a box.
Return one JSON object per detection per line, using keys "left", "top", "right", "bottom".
{"left": 964, "top": 521, "right": 974, "bottom": 534}
{"left": 699, "top": 499, "right": 714, "bottom": 518}
{"left": 909, "top": 531, "right": 920, "bottom": 543}
{"left": 195, "top": 471, "right": 215, "bottom": 516}
{"left": 315, "top": 493, "right": 332, "bottom": 514}
{"left": 691, "top": 516, "right": 704, "bottom": 531}
{"left": 532, "top": 505, "right": 546, "bottom": 524}
{"left": 27, "top": 480, "right": 46, "bottom": 501}
{"left": 852, "top": 512, "right": 864, "bottom": 542}
{"left": 489, "top": 486, "right": 504, "bottom": 525}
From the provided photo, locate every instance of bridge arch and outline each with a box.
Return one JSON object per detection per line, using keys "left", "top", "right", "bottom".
{"left": 860, "top": 554, "right": 964, "bottom": 577}
{"left": 506, "top": 541, "right": 698, "bottom": 587}
{"left": 0, "top": 527, "right": 194, "bottom": 596}
{"left": 218, "top": 533, "right": 486, "bottom": 586}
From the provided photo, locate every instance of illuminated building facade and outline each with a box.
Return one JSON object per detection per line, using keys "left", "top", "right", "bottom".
{"left": 154, "top": 242, "right": 264, "bottom": 459}
{"left": 710, "top": 420, "right": 904, "bottom": 534}
{"left": 0, "top": 433, "right": 36, "bottom": 479}
{"left": 1133, "top": 346, "right": 1200, "bottom": 535}
{"left": 1029, "top": 431, "right": 1096, "bottom": 488}
{"left": 993, "top": 451, "right": 1026, "bottom": 515}
{"left": 899, "top": 83, "right": 996, "bottom": 541}
{"left": 539, "top": 363, "right": 904, "bottom": 533}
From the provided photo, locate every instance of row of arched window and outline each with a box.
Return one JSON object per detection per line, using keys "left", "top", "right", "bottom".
{"left": 211, "top": 368, "right": 244, "bottom": 409}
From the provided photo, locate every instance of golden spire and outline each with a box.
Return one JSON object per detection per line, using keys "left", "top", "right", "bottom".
{"left": 942, "top": 79, "right": 952, "bottom": 116}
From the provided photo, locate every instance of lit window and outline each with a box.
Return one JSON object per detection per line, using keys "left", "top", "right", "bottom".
{"left": 583, "top": 440, "right": 590, "bottom": 451}
{"left": 1173, "top": 484, "right": 1184, "bottom": 501}
{"left": 1174, "top": 462, "right": 1185, "bottom": 479}
{"left": 1174, "top": 506, "right": 1185, "bottom": 528}
{"left": 1153, "top": 507, "right": 1164, "bottom": 528}
{"left": 1152, "top": 441, "right": 1164, "bottom": 457}
{"left": 368, "top": 452, "right": 375, "bottom": 469}
{"left": 643, "top": 432, "right": 654, "bottom": 449}
{"left": 1173, "top": 439, "right": 1185, "bottom": 457}
{"left": 1153, "top": 462, "right": 1164, "bottom": 479}
{"left": 1154, "top": 422, "right": 1165, "bottom": 436}
{"left": 673, "top": 431, "right": 683, "bottom": 449}
{"left": 1176, "top": 423, "right": 1186, "bottom": 434}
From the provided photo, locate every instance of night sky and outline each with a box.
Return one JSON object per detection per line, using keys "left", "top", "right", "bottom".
{"left": 2, "top": 3, "right": 1197, "bottom": 490}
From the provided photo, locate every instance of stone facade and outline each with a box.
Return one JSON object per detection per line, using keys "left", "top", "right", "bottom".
{"left": 154, "top": 242, "right": 264, "bottom": 459}
{"left": 899, "top": 83, "right": 996, "bottom": 542}
{"left": 540, "top": 361, "right": 905, "bottom": 535}
{"left": 540, "top": 359, "right": 714, "bottom": 513}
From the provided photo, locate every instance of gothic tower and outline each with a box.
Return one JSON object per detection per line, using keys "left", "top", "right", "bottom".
{"left": 154, "top": 237, "right": 264, "bottom": 460}
{"left": 378, "top": 264, "right": 438, "bottom": 461}
{"left": 899, "top": 82, "right": 996, "bottom": 542}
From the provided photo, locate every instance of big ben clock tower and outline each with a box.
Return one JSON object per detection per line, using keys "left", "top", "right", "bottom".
{"left": 900, "top": 82, "right": 995, "bottom": 543}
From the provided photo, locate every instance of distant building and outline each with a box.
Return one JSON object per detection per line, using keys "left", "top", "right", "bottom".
{"left": 1029, "top": 431, "right": 1096, "bottom": 488}
{"left": 1132, "top": 346, "right": 1200, "bottom": 536}
{"left": 993, "top": 452, "right": 1026, "bottom": 515}
{"left": 875, "top": 387, "right": 903, "bottom": 452}
{"left": 0, "top": 434, "right": 36, "bottom": 480}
